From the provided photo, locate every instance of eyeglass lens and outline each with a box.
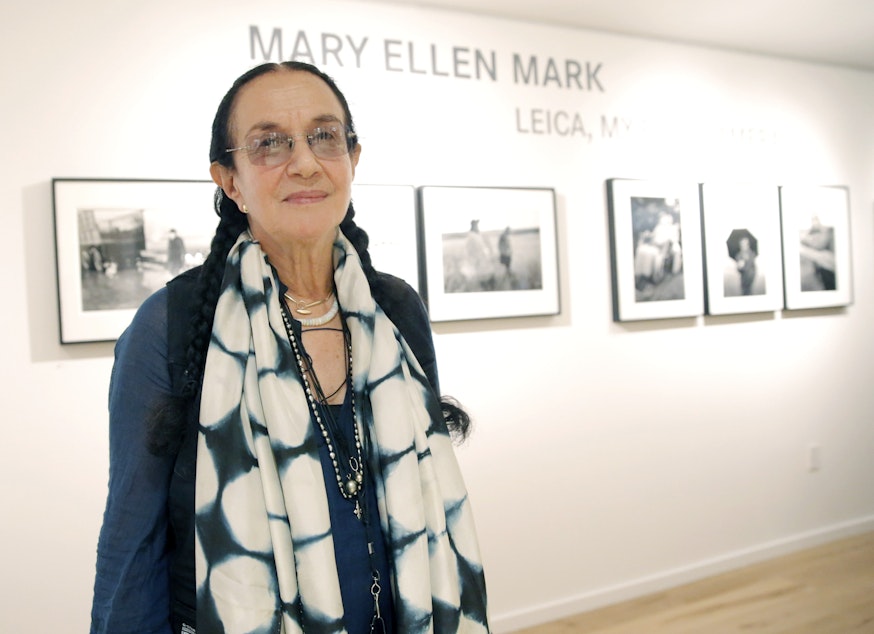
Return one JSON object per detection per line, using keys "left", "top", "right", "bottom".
{"left": 243, "top": 127, "right": 351, "bottom": 166}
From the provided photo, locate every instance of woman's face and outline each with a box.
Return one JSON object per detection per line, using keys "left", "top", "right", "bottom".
{"left": 212, "top": 70, "right": 360, "bottom": 254}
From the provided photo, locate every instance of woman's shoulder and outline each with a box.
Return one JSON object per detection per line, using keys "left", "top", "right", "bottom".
{"left": 117, "top": 287, "right": 169, "bottom": 352}
{"left": 166, "top": 265, "right": 203, "bottom": 296}
{"left": 371, "top": 271, "right": 423, "bottom": 309}
{"left": 371, "top": 271, "right": 430, "bottom": 331}
{"left": 115, "top": 266, "right": 202, "bottom": 366}
{"left": 370, "top": 271, "right": 439, "bottom": 389}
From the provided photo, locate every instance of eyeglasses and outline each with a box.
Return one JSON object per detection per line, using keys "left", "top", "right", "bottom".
{"left": 225, "top": 125, "right": 357, "bottom": 166}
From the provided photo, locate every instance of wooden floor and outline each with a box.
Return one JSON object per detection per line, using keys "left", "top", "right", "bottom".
{"left": 513, "top": 531, "right": 874, "bottom": 633}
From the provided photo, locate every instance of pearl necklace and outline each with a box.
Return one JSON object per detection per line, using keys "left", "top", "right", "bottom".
{"left": 297, "top": 297, "right": 339, "bottom": 327}
{"left": 281, "top": 305, "right": 365, "bottom": 518}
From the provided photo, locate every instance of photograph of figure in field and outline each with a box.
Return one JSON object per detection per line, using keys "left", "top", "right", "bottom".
{"left": 419, "top": 186, "right": 559, "bottom": 322}
{"left": 441, "top": 215, "right": 543, "bottom": 294}
{"left": 77, "top": 207, "right": 212, "bottom": 311}
{"left": 631, "top": 197, "right": 685, "bottom": 302}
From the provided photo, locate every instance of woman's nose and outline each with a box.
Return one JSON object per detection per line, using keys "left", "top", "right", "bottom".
{"left": 284, "top": 139, "right": 321, "bottom": 178}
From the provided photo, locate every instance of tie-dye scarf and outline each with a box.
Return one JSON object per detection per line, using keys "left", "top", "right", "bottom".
{"left": 195, "top": 230, "right": 489, "bottom": 633}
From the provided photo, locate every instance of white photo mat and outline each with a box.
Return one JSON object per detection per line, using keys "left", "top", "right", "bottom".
{"left": 607, "top": 178, "right": 704, "bottom": 322}
{"left": 780, "top": 185, "right": 853, "bottom": 310}
{"left": 53, "top": 178, "right": 216, "bottom": 343}
{"left": 418, "top": 186, "right": 559, "bottom": 322}
{"left": 700, "top": 183, "right": 784, "bottom": 315}
{"left": 351, "top": 184, "right": 420, "bottom": 293}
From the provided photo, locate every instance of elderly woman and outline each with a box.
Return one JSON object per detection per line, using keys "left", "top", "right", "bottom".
{"left": 90, "top": 61, "right": 489, "bottom": 634}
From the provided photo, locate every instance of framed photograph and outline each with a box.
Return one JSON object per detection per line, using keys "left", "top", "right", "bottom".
{"left": 417, "top": 186, "right": 559, "bottom": 322}
{"left": 607, "top": 179, "right": 704, "bottom": 321}
{"left": 700, "top": 183, "right": 784, "bottom": 315}
{"left": 351, "top": 184, "right": 419, "bottom": 293}
{"left": 780, "top": 185, "right": 853, "bottom": 309}
{"left": 52, "top": 178, "right": 217, "bottom": 343}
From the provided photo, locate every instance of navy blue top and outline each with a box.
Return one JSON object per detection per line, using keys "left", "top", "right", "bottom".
{"left": 92, "top": 290, "right": 175, "bottom": 634}
{"left": 90, "top": 288, "right": 395, "bottom": 633}
{"left": 318, "top": 397, "right": 395, "bottom": 634}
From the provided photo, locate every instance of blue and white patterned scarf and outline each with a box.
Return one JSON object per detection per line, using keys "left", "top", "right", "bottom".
{"left": 195, "top": 230, "right": 489, "bottom": 633}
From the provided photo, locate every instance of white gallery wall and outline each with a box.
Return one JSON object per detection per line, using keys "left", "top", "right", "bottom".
{"left": 2, "top": 0, "right": 873, "bottom": 631}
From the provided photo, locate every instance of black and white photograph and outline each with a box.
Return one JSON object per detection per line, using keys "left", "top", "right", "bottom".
{"left": 418, "top": 186, "right": 559, "bottom": 322}
{"left": 440, "top": 217, "right": 543, "bottom": 294}
{"left": 350, "top": 184, "right": 420, "bottom": 293}
{"left": 607, "top": 179, "right": 704, "bottom": 321}
{"left": 53, "top": 179, "right": 217, "bottom": 343}
{"left": 629, "top": 196, "right": 686, "bottom": 301}
{"left": 700, "top": 183, "right": 784, "bottom": 315}
{"left": 780, "top": 185, "right": 853, "bottom": 309}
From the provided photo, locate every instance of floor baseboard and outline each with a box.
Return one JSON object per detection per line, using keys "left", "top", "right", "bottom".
{"left": 491, "top": 515, "right": 874, "bottom": 633}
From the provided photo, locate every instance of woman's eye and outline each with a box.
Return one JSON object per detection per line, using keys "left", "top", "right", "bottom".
{"left": 249, "top": 134, "right": 285, "bottom": 152}
{"left": 263, "top": 135, "right": 285, "bottom": 149}
{"left": 312, "top": 128, "right": 338, "bottom": 143}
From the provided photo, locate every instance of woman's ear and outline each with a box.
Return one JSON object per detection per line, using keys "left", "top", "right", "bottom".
{"left": 210, "top": 162, "right": 244, "bottom": 208}
{"left": 350, "top": 143, "right": 361, "bottom": 177}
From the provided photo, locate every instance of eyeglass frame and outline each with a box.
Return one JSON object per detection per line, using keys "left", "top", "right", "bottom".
{"left": 224, "top": 125, "right": 358, "bottom": 165}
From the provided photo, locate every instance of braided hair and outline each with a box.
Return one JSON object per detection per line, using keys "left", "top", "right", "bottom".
{"left": 146, "top": 62, "right": 468, "bottom": 455}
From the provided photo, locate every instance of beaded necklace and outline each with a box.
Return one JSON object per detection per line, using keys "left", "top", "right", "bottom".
{"left": 279, "top": 301, "right": 389, "bottom": 633}
{"left": 280, "top": 304, "right": 365, "bottom": 518}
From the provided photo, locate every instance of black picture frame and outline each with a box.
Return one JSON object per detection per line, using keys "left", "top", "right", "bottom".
{"left": 417, "top": 185, "right": 560, "bottom": 322}
{"left": 779, "top": 185, "right": 853, "bottom": 310}
{"left": 607, "top": 178, "right": 704, "bottom": 321}
{"left": 700, "top": 183, "right": 784, "bottom": 315}
{"left": 52, "top": 178, "right": 216, "bottom": 343}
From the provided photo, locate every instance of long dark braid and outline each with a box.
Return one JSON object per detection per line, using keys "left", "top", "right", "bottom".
{"left": 145, "top": 190, "right": 247, "bottom": 456}
{"left": 146, "top": 61, "right": 468, "bottom": 456}
{"left": 341, "top": 206, "right": 471, "bottom": 441}
{"left": 182, "top": 191, "right": 249, "bottom": 396}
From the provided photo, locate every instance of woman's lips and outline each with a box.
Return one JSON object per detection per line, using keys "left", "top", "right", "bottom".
{"left": 285, "top": 190, "right": 328, "bottom": 204}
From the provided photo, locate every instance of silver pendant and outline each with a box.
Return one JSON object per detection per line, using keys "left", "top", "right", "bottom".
{"left": 345, "top": 478, "right": 359, "bottom": 496}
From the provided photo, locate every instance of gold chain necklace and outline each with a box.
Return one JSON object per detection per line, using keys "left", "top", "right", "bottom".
{"left": 283, "top": 290, "right": 333, "bottom": 315}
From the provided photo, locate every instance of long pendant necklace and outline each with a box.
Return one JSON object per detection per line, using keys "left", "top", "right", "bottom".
{"left": 281, "top": 305, "right": 365, "bottom": 518}
{"left": 280, "top": 302, "right": 387, "bottom": 633}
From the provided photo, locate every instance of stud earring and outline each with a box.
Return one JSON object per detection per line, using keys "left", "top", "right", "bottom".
{"left": 241, "top": 204, "right": 249, "bottom": 214}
